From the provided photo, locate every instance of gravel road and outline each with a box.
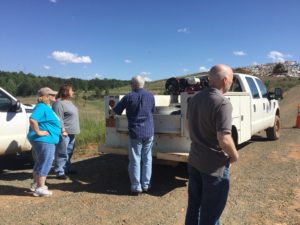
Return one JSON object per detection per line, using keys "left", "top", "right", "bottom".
{"left": 0, "top": 86, "right": 299, "bottom": 225}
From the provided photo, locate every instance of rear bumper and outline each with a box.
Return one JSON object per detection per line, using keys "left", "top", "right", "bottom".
{"left": 99, "top": 145, "right": 188, "bottom": 162}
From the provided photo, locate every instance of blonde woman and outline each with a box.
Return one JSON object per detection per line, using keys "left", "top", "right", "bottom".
{"left": 27, "top": 87, "right": 61, "bottom": 197}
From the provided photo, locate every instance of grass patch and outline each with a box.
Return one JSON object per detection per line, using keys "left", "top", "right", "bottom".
{"left": 261, "top": 76, "right": 300, "bottom": 91}
{"left": 75, "top": 98, "right": 105, "bottom": 147}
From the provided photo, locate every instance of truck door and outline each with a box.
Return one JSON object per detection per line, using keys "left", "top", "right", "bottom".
{"left": 0, "top": 90, "right": 27, "bottom": 155}
{"left": 255, "top": 78, "right": 274, "bottom": 126}
{"left": 245, "top": 77, "right": 266, "bottom": 134}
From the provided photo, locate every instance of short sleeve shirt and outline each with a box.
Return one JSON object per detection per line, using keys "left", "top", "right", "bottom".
{"left": 187, "top": 87, "right": 233, "bottom": 177}
{"left": 52, "top": 99, "right": 80, "bottom": 134}
{"left": 27, "top": 103, "right": 61, "bottom": 144}
{"left": 113, "top": 88, "right": 155, "bottom": 139}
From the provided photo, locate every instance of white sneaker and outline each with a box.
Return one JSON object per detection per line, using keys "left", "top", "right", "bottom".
{"left": 30, "top": 183, "right": 48, "bottom": 192}
{"left": 33, "top": 186, "right": 52, "bottom": 197}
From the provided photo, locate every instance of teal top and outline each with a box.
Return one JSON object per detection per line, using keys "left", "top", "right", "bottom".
{"left": 27, "top": 103, "right": 61, "bottom": 144}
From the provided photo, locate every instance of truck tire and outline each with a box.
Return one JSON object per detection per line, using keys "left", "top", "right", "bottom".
{"left": 266, "top": 115, "right": 280, "bottom": 140}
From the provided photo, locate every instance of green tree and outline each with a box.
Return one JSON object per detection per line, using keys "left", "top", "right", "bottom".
{"left": 6, "top": 79, "right": 17, "bottom": 95}
{"left": 16, "top": 80, "right": 33, "bottom": 96}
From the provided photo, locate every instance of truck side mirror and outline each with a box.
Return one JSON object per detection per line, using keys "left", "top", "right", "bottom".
{"left": 10, "top": 100, "right": 21, "bottom": 112}
{"left": 267, "top": 92, "right": 276, "bottom": 101}
{"left": 274, "top": 88, "right": 283, "bottom": 100}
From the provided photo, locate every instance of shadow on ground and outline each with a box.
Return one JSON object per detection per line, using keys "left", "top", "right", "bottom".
{"left": 0, "top": 154, "right": 188, "bottom": 197}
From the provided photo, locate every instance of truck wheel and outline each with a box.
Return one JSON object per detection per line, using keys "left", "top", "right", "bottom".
{"left": 266, "top": 115, "right": 280, "bottom": 140}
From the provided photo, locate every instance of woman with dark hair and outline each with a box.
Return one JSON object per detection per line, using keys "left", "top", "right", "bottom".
{"left": 53, "top": 84, "right": 80, "bottom": 179}
{"left": 28, "top": 87, "right": 61, "bottom": 197}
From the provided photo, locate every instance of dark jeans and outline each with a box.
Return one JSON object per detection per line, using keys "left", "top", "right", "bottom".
{"left": 185, "top": 165, "right": 230, "bottom": 225}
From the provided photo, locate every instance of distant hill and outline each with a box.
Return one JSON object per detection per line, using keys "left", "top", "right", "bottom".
{"left": 244, "top": 61, "right": 300, "bottom": 77}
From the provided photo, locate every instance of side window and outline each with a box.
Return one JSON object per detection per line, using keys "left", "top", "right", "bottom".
{"left": 0, "top": 91, "right": 12, "bottom": 112}
{"left": 245, "top": 77, "right": 260, "bottom": 99}
{"left": 229, "top": 77, "right": 243, "bottom": 92}
{"left": 255, "top": 78, "right": 268, "bottom": 98}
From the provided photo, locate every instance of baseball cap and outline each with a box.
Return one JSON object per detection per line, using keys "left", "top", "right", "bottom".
{"left": 38, "top": 87, "right": 58, "bottom": 96}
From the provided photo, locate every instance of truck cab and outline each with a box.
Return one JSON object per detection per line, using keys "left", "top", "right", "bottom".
{"left": 228, "top": 74, "right": 280, "bottom": 140}
{"left": 0, "top": 87, "right": 33, "bottom": 156}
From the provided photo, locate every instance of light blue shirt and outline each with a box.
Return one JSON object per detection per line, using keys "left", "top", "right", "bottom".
{"left": 27, "top": 103, "right": 61, "bottom": 144}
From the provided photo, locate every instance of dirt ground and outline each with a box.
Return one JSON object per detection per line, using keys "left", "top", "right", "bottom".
{"left": 0, "top": 86, "right": 300, "bottom": 225}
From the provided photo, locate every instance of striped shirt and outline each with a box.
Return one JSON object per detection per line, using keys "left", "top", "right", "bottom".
{"left": 113, "top": 88, "right": 155, "bottom": 139}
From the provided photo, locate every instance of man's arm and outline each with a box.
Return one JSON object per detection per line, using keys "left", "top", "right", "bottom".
{"left": 112, "top": 96, "right": 127, "bottom": 116}
{"left": 217, "top": 132, "right": 239, "bottom": 163}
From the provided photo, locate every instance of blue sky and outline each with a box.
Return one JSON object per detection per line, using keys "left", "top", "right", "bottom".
{"left": 0, "top": 0, "right": 299, "bottom": 81}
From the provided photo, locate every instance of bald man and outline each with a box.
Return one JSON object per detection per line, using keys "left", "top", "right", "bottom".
{"left": 185, "top": 64, "right": 239, "bottom": 225}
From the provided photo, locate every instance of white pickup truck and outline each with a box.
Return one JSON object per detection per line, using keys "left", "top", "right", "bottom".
{"left": 0, "top": 87, "right": 33, "bottom": 156}
{"left": 101, "top": 73, "right": 281, "bottom": 162}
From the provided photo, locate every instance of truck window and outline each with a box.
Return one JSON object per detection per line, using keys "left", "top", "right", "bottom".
{"left": 229, "top": 77, "right": 242, "bottom": 92}
{"left": 255, "top": 78, "right": 268, "bottom": 98}
{"left": 245, "top": 77, "right": 260, "bottom": 99}
{"left": 0, "top": 91, "right": 12, "bottom": 112}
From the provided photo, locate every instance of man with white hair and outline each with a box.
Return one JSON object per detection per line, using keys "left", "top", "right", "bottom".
{"left": 113, "top": 75, "right": 155, "bottom": 195}
{"left": 185, "top": 64, "right": 239, "bottom": 224}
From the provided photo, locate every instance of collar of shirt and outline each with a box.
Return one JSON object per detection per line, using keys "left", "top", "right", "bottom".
{"left": 133, "top": 88, "right": 144, "bottom": 93}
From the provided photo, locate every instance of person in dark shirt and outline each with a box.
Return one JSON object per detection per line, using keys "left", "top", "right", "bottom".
{"left": 185, "top": 64, "right": 239, "bottom": 225}
{"left": 113, "top": 75, "right": 155, "bottom": 194}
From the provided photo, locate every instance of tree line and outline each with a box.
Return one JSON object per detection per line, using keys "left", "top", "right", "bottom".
{"left": 0, "top": 71, "right": 130, "bottom": 97}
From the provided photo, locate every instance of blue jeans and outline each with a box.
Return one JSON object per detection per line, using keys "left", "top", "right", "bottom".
{"left": 128, "top": 136, "right": 154, "bottom": 192}
{"left": 54, "top": 134, "right": 76, "bottom": 175}
{"left": 185, "top": 165, "right": 230, "bottom": 225}
{"left": 31, "top": 141, "right": 55, "bottom": 177}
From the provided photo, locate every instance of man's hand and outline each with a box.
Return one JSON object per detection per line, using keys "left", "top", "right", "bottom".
{"left": 108, "top": 106, "right": 115, "bottom": 117}
{"left": 217, "top": 132, "right": 239, "bottom": 163}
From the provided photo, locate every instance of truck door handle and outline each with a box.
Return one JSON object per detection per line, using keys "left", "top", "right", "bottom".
{"left": 253, "top": 104, "right": 256, "bottom": 112}
{"left": 263, "top": 103, "right": 265, "bottom": 110}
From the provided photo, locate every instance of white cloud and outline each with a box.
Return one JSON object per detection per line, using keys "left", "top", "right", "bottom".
{"left": 138, "top": 72, "right": 152, "bottom": 81}
{"left": 51, "top": 51, "right": 92, "bottom": 64}
{"left": 139, "top": 71, "right": 151, "bottom": 76}
{"left": 207, "top": 58, "right": 214, "bottom": 62}
{"left": 233, "top": 51, "right": 247, "bottom": 56}
{"left": 124, "top": 59, "right": 132, "bottom": 64}
{"left": 177, "top": 27, "right": 190, "bottom": 34}
{"left": 43, "top": 65, "right": 51, "bottom": 70}
{"left": 183, "top": 68, "right": 189, "bottom": 72}
{"left": 268, "top": 51, "right": 292, "bottom": 63}
{"left": 253, "top": 62, "right": 259, "bottom": 66}
{"left": 199, "top": 66, "right": 208, "bottom": 72}
{"left": 94, "top": 73, "right": 102, "bottom": 79}
{"left": 269, "top": 51, "right": 284, "bottom": 62}
{"left": 49, "top": 0, "right": 57, "bottom": 3}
